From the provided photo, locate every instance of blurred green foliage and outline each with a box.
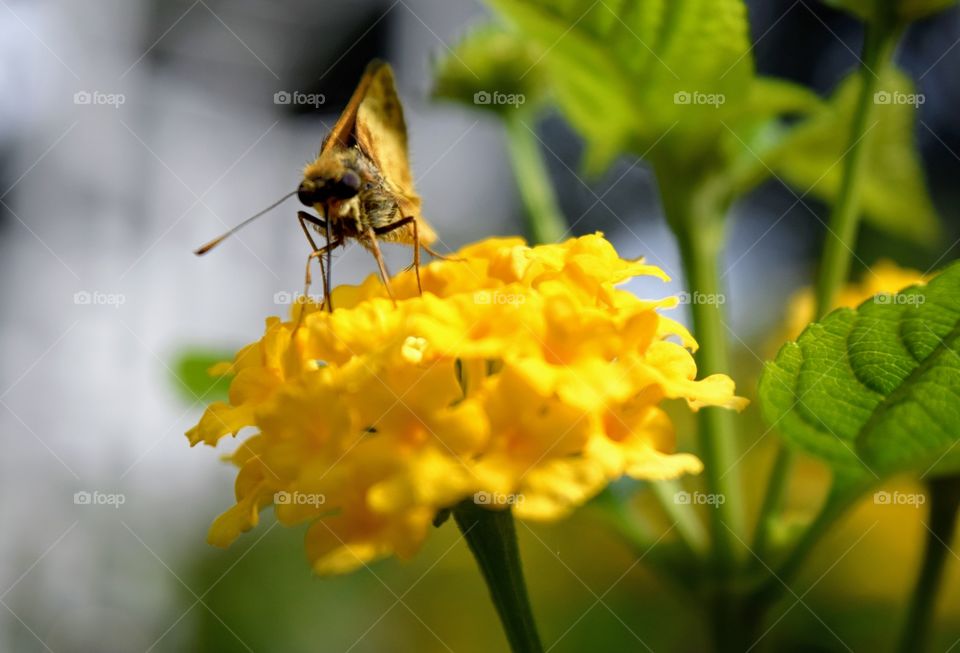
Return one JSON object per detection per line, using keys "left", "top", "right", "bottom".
{"left": 436, "top": 0, "right": 943, "bottom": 243}
{"left": 824, "top": 0, "right": 958, "bottom": 22}
{"left": 742, "top": 67, "right": 941, "bottom": 244}
{"left": 172, "top": 349, "right": 234, "bottom": 404}
{"left": 432, "top": 25, "right": 549, "bottom": 116}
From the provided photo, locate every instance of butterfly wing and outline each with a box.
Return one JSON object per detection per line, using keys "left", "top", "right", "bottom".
{"left": 353, "top": 62, "right": 436, "bottom": 244}
{"left": 320, "top": 61, "right": 379, "bottom": 155}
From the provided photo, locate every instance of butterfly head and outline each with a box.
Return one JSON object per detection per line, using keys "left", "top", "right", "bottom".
{"left": 298, "top": 155, "right": 362, "bottom": 206}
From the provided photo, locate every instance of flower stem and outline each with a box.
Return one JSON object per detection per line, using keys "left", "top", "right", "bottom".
{"left": 453, "top": 501, "right": 544, "bottom": 653}
{"left": 650, "top": 479, "right": 709, "bottom": 556}
{"left": 751, "top": 445, "right": 793, "bottom": 560}
{"left": 505, "top": 116, "right": 568, "bottom": 244}
{"left": 898, "top": 477, "right": 960, "bottom": 653}
{"left": 813, "top": 20, "right": 898, "bottom": 317}
{"left": 750, "top": 478, "right": 867, "bottom": 610}
{"left": 753, "top": 18, "right": 900, "bottom": 568}
{"left": 658, "top": 169, "right": 743, "bottom": 570}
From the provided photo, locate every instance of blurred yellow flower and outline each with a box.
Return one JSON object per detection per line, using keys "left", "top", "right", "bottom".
{"left": 782, "top": 259, "right": 931, "bottom": 341}
{"left": 187, "top": 234, "right": 747, "bottom": 574}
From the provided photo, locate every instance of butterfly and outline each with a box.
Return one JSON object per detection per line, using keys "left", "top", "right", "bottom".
{"left": 195, "top": 60, "right": 443, "bottom": 310}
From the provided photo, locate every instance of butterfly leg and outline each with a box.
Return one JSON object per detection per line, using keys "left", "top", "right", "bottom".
{"left": 373, "top": 216, "right": 422, "bottom": 294}
{"left": 297, "top": 211, "right": 331, "bottom": 310}
{"left": 297, "top": 211, "right": 343, "bottom": 317}
{"left": 297, "top": 211, "right": 328, "bottom": 292}
{"left": 421, "top": 242, "right": 463, "bottom": 262}
{"left": 292, "top": 239, "right": 342, "bottom": 332}
{"left": 412, "top": 217, "right": 422, "bottom": 295}
{"left": 364, "top": 227, "right": 396, "bottom": 302}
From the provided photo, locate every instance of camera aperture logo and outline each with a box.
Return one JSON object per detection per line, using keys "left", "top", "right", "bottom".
{"left": 274, "top": 491, "right": 326, "bottom": 506}
{"left": 873, "top": 490, "right": 925, "bottom": 507}
{"left": 273, "top": 91, "right": 326, "bottom": 109}
{"left": 473, "top": 90, "right": 526, "bottom": 108}
{"left": 677, "top": 291, "right": 725, "bottom": 306}
{"left": 673, "top": 91, "right": 726, "bottom": 108}
{"left": 473, "top": 290, "right": 526, "bottom": 306}
{"left": 74, "top": 290, "right": 126, "bottom": 308}
{"left": 273, "top": 290, "right": 323, "bottom": 305}
{"left": 674, "top": 491, "right": 725, "bottom": 507}
{"left": 74, "top": 90, "right": 125, "bottom": 109}
{"left": 74, "top": 490, "right": 126, "bottom": 509}
{"left": 474, "top": 491, "right": 524, "bottom": 506}
{"left": 874, "top": 292, "right": 925, "bottom": 306}
{"left": 874, "top": 91, "right": 925, "bottom": 108}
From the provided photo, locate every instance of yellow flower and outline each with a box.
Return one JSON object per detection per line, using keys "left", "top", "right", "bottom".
{"left": 187, "top": 234, "right": 747, "bottom": 573}
{"left": 782, "top": 259, "right": 932, "bottom": 341}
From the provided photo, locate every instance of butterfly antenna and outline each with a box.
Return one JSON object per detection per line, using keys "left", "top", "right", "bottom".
{"left": 194, "top": 191, "right": 298, "bottom": 255}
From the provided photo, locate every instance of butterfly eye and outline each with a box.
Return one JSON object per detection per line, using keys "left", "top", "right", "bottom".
{"left": 341, "top": 171, "right": 361, "bottom": 192}
{"left": 327, "top": 171, "right": 361, "bottom": 199}
{"left": 297, "top": 181, "right": 320, "bottom": 206}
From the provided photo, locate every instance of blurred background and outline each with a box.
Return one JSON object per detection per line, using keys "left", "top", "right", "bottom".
{"left": 1, "top": 0, "right": 958, "bottom": 651}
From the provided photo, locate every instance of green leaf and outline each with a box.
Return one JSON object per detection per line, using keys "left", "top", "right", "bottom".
{"left": 172, "top": 348, "right": 234, "bottom": 404}
{"left": 759, "top": 261, "right": 960, "bottom": 483}
{"left": 484, "top": 0, "right": 756, "bottom": 173}
{"left": 822, "top": 0, "right": 957, "bottom": 23}
{"left": 432, "top": 25, "right": 549, "bottom": 116}
{"left": 759, "top": 66, "right": 941, "bottom": 245}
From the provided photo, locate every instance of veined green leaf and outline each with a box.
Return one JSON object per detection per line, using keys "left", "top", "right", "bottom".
{"left": 757, "top": 66, "right": 941, "bottom": 244}
{"left": 485, "top": 0, "right": 756, "bottom": 172}
{"left": 759, "top": 261, "right": 960, "bottom": 482}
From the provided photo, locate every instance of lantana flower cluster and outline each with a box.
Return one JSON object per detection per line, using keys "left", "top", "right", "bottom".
{"left": 187, "top": 234, "right": 747, "bottom": 574}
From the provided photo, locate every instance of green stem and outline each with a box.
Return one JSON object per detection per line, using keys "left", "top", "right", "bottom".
{"left": 751, "top": 446, "right": 793, "bottom": 561}
{"left": 590, "top": 488, "right": 702, "bottom": 594}
{"left": 650, "top": 479, "right": 709, "bottom": 556}
{"left": 813, "top": 20, "right": 898, "bottom": 317}
{"left": 658, "top": 170, "right": 743, "bottom": 570}
{"left": 453, "top": 501, "right": 544, "bottom": 653}
{"left": 898, "top": 477, "right": 960, "bottom": 653}
{"left": 505, "top": 115, "right": 567, "bottom": 244}
{"left": 751, "top": 479, "right": 867, "bottom": 610}
{"left": 752, "top": 18, "right": 900, "bottom": 572}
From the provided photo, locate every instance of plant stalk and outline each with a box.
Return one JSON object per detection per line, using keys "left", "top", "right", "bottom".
{"left": 813, "top": 20, "right": 898, "bottom": 317}
{"left": 751, "top": 445, "right": 793, "bottom": 561}
{"left": 752, "top": 17, "right": 900, "bottom": 571}
{"left": 660, "top": 171, "right": 743, "bottom": 570}
{"left": 505, "top": 116, "right": 567, "bottom": 244}
{"left": 650, "top": 479, "right": 710, "bottom": 556}
{"left": 898, "top": 477, "right": 960, "bottom": 653}
{"left": 453, "top": 501, "right": 544, "bottom": 653}
{"left": 751, "top": 480, "right": 865, "bottom": 609}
